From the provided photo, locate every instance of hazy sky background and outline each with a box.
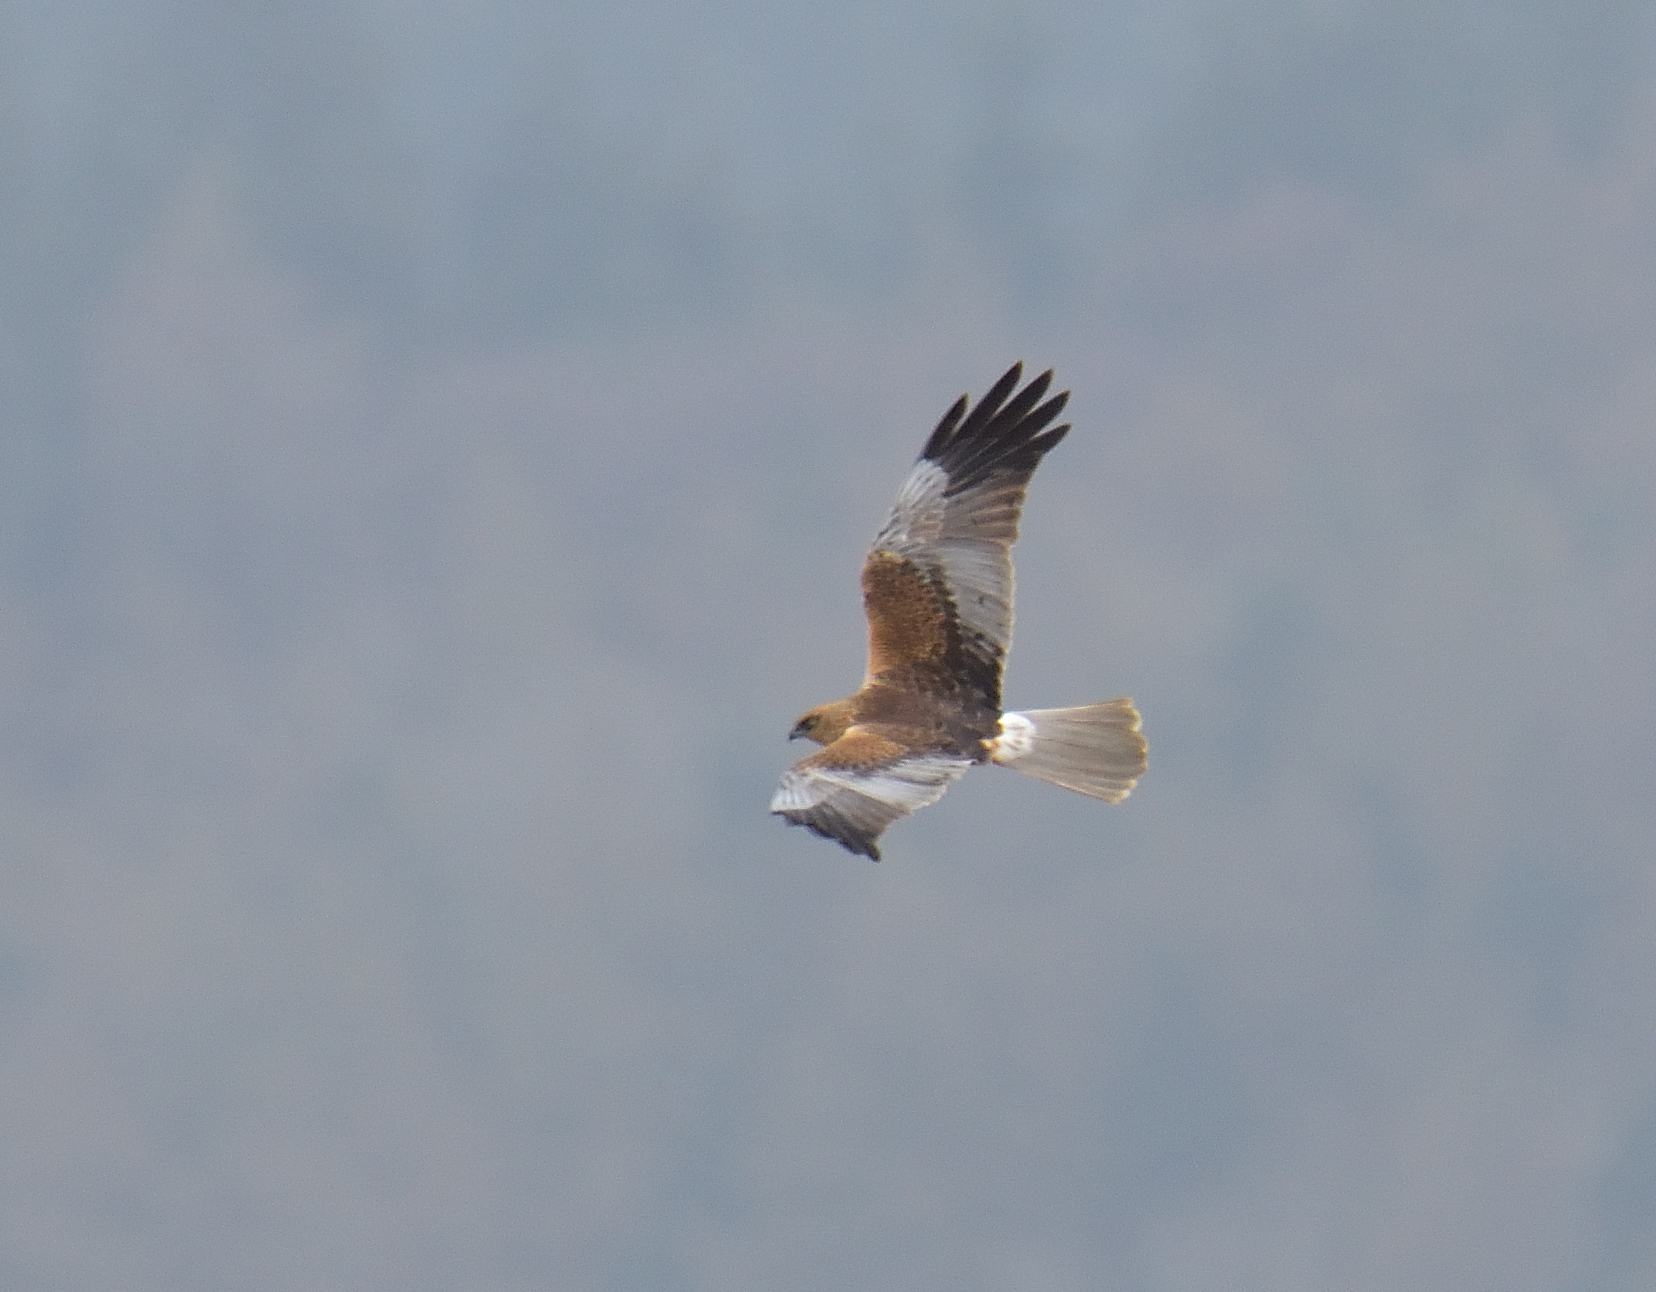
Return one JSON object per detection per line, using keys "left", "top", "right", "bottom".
{"left": 5, "top": 2, "right": 1656, "bottom": 1288}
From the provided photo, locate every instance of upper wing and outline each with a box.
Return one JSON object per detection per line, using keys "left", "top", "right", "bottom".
{"left": 769, "top": 727, "right": 974, "bottom": 860}
{"left": 861, "top": 363, "right": 1070, "bottom": 713}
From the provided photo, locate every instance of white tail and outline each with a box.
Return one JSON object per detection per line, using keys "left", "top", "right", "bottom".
{"left": 988, "top": 699, "right": 1147, "bottom": 803}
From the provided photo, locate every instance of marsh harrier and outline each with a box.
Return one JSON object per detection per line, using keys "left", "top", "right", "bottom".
{"left": 771, "top": 363, "right": 1146, "bottom": 860}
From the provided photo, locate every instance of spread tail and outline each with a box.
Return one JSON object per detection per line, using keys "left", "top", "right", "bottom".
{"left": 987, "top": 700, "right": 1147, "bottom": 803}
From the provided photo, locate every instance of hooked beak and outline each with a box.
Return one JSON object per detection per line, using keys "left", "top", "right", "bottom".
{"left": 788, "top": 721, "right": 810, "bottom": 741}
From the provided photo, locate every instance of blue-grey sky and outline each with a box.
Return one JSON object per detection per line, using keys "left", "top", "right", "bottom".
{"left": 4, "top": 2, "right": 1656, "bottom": 1288}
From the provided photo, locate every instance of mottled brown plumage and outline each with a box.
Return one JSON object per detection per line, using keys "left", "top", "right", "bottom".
{"left": 772, "top": 363, "right": 1146, "bottom": 860}
{"left": 861, "top": 550, "right": 952, "bottom": 681}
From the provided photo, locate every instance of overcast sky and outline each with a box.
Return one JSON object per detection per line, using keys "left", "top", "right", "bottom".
{"left": 4, "top": 2, "right": 1656, "bottom": 1289}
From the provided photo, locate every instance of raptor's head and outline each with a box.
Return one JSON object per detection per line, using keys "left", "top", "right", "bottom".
{"left": 788, "top": 699, "right": 855, "bottom": 745}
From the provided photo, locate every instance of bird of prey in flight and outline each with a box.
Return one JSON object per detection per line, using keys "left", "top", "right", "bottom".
{"left": 771, "top": 362, "right": 1146, "bottom": 860}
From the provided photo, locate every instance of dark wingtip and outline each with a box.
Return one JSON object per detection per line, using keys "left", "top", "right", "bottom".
{"left": 920, "top": 393, "right": 971, "bottom": 462}
{"left": 835, "top": 829, "right": 881, "bottom": 862}
{"left": 1033, "top": 386, "right": 1067, "bottom": 424}
{"left": 967, "top": 363, "right": 1028, "bottom": 431}
{"left": 777, "top": 811, "right": 883, "bottom": 862}
{"left": 922, "top": 362, "right": 1072, "bottom": 490}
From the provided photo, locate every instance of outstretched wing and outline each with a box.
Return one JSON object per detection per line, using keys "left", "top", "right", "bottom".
{"left": 769, "top": 727, "right": 973, "bottom": 860}
{"left": 861, "top": 362, "right": 1070, "bottom": 714}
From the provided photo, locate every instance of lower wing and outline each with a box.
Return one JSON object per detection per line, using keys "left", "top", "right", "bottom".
{"left": 771, "top": 733, "right": 973, "bottom": 861}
